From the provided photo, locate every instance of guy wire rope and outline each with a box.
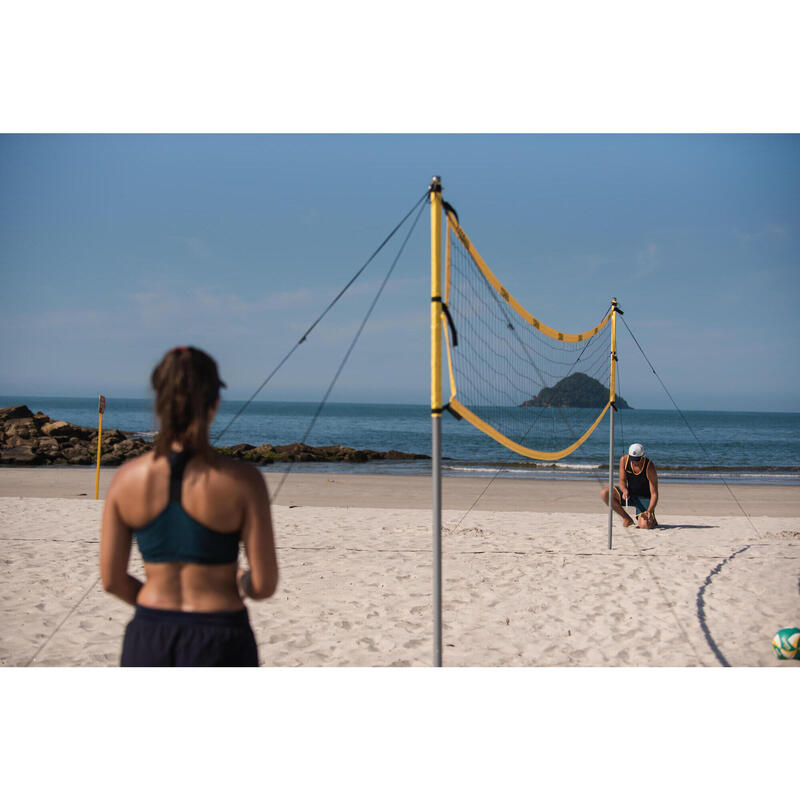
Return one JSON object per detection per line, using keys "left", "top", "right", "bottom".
{"left": 616, "top": 315, "right": 777, "bottom": 665}
{"left": 212, "top": 189, "right": 429, "bottom": 445}
{"left": 269, "top": 195, "right": 429, "bottom": 502}
{"left": 32, "top": 191, "right": 429, "bottom": 667}
{"left": 619, "top": 314, "right": 762, "bottom": 537}
{"left": 612, "top": 357, "right": 706, "bottom": 665}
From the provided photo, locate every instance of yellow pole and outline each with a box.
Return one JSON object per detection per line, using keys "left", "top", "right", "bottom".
{"left": 95, "top": 395, "right": 105, "bottom": 500}
{"left": 430, "top": 176, "right": 443, "bottom": 667}
{"left": 430, "top": 177, "right": 443, "bottom": 414}
{"left": 608, "top": 300, "right": 618, "bottom": 549}
{"left": 609, "top": 298, "right": 618, "bottom": 403}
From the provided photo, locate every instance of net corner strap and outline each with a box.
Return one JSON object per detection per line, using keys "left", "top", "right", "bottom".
{"left": 431, "top": 295, "right": 458, "bottom": 348}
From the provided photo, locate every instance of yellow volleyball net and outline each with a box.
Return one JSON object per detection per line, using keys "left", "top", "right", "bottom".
{"left": 441, "top": 205, "right": 620, "bottom": 461}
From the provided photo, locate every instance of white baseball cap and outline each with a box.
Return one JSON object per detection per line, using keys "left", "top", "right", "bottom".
{"left": 628, "top": 443, "right": 645, "bottom": 458}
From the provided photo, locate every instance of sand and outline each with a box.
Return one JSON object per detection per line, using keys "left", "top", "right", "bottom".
{"left": 1, "top": 469, "right": 798, "bottom": 667}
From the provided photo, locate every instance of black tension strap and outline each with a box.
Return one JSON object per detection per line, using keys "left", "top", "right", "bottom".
{"left": 432, "top": 296, "right": 459, "bottom": 347}
{"left": 442, "top": 200, "right": 459, "bottom": 223}
{"left": 445, "top": 404, "right": 462, "bottom": 420}
{"left": 431, "top": 403, "right": 462, "bottom": 419}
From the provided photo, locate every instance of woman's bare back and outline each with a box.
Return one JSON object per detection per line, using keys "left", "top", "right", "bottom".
{"left": 103, "top": 450, "right": 275, "bottom": 612}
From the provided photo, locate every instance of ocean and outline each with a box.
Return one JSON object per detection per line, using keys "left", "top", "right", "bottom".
{"left": 2, "top": 396, "right": 798, "bottom": 486}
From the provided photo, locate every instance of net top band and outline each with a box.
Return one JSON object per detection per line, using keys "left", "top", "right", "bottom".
{"left": 445, "top": 209, "right": 613, "bottom": 343}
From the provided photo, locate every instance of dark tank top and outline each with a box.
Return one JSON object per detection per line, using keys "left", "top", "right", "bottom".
{"left": 624, "top": 456, "right": 651, "bottom": 498}
{"left": 134, "top": 450, "right": 241, "bottom": 564}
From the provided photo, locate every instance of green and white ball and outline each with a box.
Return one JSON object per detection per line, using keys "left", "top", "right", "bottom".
{"left": 771, "top": 627, "right": 800, "bottom": 660}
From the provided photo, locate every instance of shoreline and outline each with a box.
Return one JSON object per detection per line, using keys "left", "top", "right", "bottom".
{"left": 1, "top": 466, "right": 798, "bottom": 515}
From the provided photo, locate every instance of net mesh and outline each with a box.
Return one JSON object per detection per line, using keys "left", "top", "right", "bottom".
{"left": 443, "top": 209, "right": 616, "bottom": 461}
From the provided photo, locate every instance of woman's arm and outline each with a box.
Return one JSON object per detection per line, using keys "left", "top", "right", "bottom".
{"left": 239, "top": 466, "right": 279, "bottom": 600}
{"left": 100, "top": 474, "right": 143, "bottom": 606}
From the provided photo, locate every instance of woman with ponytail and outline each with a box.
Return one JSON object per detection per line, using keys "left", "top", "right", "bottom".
{"left": 100, "top": 346, "right": 278, "bottom": 666}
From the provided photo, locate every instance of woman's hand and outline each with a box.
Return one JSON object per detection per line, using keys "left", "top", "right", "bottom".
{"left": 237, "top": 568, "right": 253, "bottom": 599}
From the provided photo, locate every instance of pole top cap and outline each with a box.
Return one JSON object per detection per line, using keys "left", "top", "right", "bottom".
{"left": 429, "top": 176, "right": 442, "bottom": 192}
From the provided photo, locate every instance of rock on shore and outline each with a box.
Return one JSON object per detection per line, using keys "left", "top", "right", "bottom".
{"left": 0, "top": 405, "right": 430, "bottom": 467}
{"left": 214, "top": 442, "right": 429, "bottom": 465}
{"left": 0, "top": 405, "right": 150, "bottom": 466}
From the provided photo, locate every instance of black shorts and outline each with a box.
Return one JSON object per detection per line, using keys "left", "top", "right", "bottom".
{"left": 121, "top": 605, "right": 259, "bottom": 667}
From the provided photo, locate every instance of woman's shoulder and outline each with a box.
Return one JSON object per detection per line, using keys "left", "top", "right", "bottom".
{"left": 105, "top": 451, "right": 163, "bottom": 509}
{"left": 209, "top": 452, "right": 267, "bottom": 491}
{"left": 109, "top": 450, "right": 159, "bottom": 488}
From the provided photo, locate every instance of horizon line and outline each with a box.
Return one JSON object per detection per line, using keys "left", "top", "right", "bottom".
{"left": 1, "top": 393, "right": 798, "bottom": 415}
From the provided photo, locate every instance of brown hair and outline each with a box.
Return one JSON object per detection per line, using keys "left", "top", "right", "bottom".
{"left": 150, "top": 346, "right": 226, "bottom": 457}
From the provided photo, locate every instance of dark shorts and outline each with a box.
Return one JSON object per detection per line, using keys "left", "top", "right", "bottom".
{"left": 121, "top": 605, "right": 259, "bottom": 667}
{"left": 612, "top": 487, "right": 649, "bottom": 515}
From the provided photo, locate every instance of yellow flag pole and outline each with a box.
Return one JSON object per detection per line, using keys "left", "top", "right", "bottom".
{"left": 430, "top": 176, "right": 443, "bottom": 668}
{"left": 95, "top": 395, "right": 105, "bottom": 500}
{"left": 608, "top": 300, "right": 618, "bottom": 549}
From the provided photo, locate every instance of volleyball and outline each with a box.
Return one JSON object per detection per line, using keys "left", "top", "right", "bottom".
{"left": 771, "top": 627, "right": 800, "bottom": 660}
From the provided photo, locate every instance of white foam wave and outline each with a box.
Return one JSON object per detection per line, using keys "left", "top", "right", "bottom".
{"left": 128, "top": 430, "right": 157, "bottom": 440}
{"left": 445, "top": 463, "right": 601, "bottom": 473}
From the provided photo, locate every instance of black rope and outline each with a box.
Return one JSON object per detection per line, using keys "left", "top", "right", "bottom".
{"left": 616, "top": 318, "right": 755, "bottom": 667}
{"left": 212, "top": 190, "right": 429, "bottom": 444}
{"left": 26, "top": 576, "right": 101, "bottom": 666}
{"left": 619, "top": 314, "right": 761, "bottom": 534}
{"left": 270, "top": 197, "right": 428, "bottom": 501}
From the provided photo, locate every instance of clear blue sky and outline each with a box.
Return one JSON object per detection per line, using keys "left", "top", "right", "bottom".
{"left": 1, "top": 134, "right": 798, "bottom": 411}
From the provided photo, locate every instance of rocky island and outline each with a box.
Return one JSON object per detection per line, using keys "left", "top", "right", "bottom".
{"left": 520, "top": 372, "right": 631, "bottom": 409}
{"left": 0, "top": 405, "right": 430, "bottom": 467}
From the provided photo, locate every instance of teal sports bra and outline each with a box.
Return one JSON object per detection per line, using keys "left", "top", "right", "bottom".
{"left": 134, "top": 450, "right": 241, "bottom": 565}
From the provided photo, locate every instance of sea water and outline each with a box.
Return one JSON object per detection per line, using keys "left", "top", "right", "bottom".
{"left": 1, "top": 396, "right": 798, "bottom": 485}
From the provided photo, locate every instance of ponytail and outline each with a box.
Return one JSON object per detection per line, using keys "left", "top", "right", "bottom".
{"left": 150, "top": 346, "right": 226, "bottom": 457}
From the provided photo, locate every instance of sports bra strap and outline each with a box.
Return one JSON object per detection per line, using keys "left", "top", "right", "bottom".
{"left": 168, "top": 450, "right": 193, "bottom": 503}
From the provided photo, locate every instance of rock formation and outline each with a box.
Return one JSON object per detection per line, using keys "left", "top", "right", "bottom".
{"left": 519, "top": 372, "right": 631, "bottom": 409}
{"left": 0, "top": 404, "right": 150, "bottom": 466}
{"left": 0, "top": 405, "right": 430, "bottom": 466}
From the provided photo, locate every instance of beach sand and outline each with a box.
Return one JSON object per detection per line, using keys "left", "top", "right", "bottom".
{"left": 1, "top": 469, "right": 798, "bottom": 667}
